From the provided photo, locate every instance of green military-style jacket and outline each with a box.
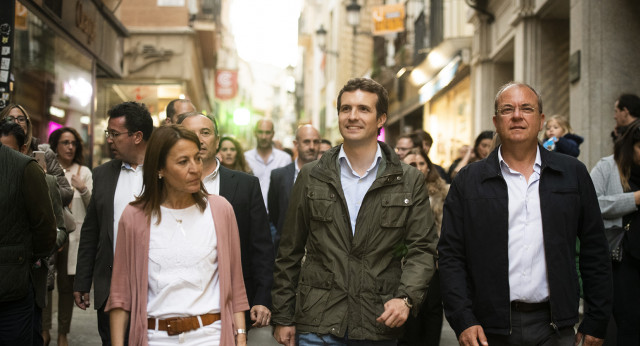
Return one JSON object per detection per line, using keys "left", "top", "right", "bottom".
{"left": 272, "top": 142, "right": 438, "bottom": 341}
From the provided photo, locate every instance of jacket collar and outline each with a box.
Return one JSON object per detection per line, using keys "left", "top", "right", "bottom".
{"left": 311, "top": 141, "right": 403, "bottom": 184}
{"left": 481, "top": 143, "right": 565, "bottom": 181}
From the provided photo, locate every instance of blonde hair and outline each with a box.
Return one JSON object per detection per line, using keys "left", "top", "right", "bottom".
{"left": 545, "top": 115, "right": 572, "bottom": 138}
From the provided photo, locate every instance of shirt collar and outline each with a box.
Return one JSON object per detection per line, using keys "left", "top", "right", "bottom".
{"left": 203, "top": 158, "right": 221, "bottom": 181}
{"left": 338, "top": 144, "right": 383, "bottom": 177}
{"left": 498, "top": 145, "right": 542, "bottom": 174}
{"left": 294, "top": 158, "right": 301, "bottom": 176}
{"left": 121, "top": 161, "right": 143, "bottom": 172}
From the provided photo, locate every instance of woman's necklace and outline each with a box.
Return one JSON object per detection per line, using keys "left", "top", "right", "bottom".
{"left": 164, "top": 207, "right": 187, "bottom": 236}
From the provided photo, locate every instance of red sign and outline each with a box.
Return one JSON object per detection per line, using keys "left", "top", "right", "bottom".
{"left": 215, "top": 70, "right": 238, "bottom": 100}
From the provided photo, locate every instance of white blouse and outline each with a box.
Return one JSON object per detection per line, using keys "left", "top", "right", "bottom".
{"left": 147, "top": 203, "right": 220, "bottom": 319}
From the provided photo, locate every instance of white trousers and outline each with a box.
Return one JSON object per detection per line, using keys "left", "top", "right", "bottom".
{"left": 147, "top": 320, "right": 221, "bottom": 345}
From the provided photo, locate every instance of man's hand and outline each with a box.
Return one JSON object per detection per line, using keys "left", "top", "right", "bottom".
{"left": 273, "top": 325, "right": 296, "bottom": 346}
{"left": 73, "top": 291, "right": 90, "bottom": 310}
{"left": 250, "top": 305, "right": 271, "bottom": 327}
{"left": 375, "top": 298, "right": 410, "bottom": 328}
{"left": 575, "top": 332, "right": 604, "bottom": 346}
{"left": 458, "top": 325, "right": 488, "bottom": 346}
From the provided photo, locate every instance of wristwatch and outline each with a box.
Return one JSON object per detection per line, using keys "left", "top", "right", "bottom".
{"left": 236, "top": 329, "right": 247, "bottom": 335}
{"left": 402, "top": 296, "right": 413, "bottom": 309}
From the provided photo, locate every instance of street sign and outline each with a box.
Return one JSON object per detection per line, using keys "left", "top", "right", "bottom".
{"left": 372, "top": 4, "right": 405, "bottom": 36}
{"left": 215, "top": 70, "right": 238, "bottom": 100}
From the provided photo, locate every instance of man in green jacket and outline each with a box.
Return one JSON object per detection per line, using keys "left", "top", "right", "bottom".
{"left": 272, "top": 78, "right": 438, "bottom": 345}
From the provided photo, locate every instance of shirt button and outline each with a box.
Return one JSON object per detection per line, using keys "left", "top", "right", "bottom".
{"left": 404, "top": 198, "right": 409, "bottom": 204}
{"left": 396, "top": 176, "right": 401, "bottom": 181}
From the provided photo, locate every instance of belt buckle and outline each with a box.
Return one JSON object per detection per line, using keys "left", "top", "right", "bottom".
{"left": 165, "top": 317, "right": 182, "bottom": 336}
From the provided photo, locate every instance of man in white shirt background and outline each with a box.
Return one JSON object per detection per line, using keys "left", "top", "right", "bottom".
{"left": 244, "top": 119, "right": 292, "bottom": 210}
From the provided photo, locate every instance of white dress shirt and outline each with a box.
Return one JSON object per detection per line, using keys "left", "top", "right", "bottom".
{"left": 338, "top": 144, "right": 383, "bottom": 235}
{"left": 202, "top": 159, "right": 222, "bottom": 196}
{"left": 499, "top": 146, "right": 549, "bottom": 303}
{"left": 244, "top": 147, "right": 292, "bottom": 209}
{"left": 113, "top": 162, "right": 144, "bottom": 254}
{"left": 294, "top": 159, "right": 301, "bottom": 184}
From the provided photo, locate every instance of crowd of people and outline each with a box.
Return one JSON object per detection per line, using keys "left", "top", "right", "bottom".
{"left": 0, "top": 79, "right": 638, "bottom": 346}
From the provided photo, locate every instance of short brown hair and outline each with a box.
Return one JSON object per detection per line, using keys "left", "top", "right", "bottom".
{"left": 131, "top": 125, "right": 207, "bottom": 223}
{"left": 337, "top": 78, "right": 389, "bottom": 119}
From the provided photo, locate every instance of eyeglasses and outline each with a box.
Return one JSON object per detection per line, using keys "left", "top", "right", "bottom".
{"left": 105, "top": 130, "right": 134, "bottom": 139}
{"left": 497, "top": 106, "right": 537, "bottom": 116}
{"left": 6, "top": 116, "right": 27, "bottom": 124}
{"left": 60, "top": 140, "right": 77, "bottom": 147}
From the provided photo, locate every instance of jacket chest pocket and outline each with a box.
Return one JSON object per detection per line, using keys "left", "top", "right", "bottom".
{"left": 380, "top": 193, "right": 413, "bottom": 228}
{"left": 307, "top": 188, "right": 336, "bottom": 222}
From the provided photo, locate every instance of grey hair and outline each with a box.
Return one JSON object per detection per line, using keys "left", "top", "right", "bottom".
{"left": 176, "top": 112, "right": 219, "bottom": 138}
{"left": 494, "top": 82, "right": 543, "bottom": 115}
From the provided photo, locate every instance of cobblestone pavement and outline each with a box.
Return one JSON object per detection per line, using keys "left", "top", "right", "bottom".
{"left": 48, "top": 287, "right": 459, "bottom": 345}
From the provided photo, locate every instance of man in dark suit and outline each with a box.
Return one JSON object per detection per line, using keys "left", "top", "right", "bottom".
{"left": 74, "top": 102, "right": 153, "bottom": 344}
{"left": 179, "top": 112, "right": 274, "bottom": 330}
{"left": 268, "top": 124, "right": 321, "bottom": 251}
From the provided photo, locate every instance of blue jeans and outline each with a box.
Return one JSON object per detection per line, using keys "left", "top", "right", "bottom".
{"left": 297, "top": 332, "right": 397, "bottom": 346}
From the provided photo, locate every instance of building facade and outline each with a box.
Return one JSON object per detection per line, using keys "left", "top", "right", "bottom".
{"left": 9, "top": 0, "right": 126, "bottom": 166}
{"left": 469, "top": 0, "right": 640, "bottom": 169}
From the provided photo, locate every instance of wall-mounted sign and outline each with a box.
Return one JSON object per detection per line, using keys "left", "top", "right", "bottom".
{"left": 215, "top": 70, "right": 238, "bottom": 100}
{"left": 372, "top": 4, "right": 405, "bottom": 36}
{"left": 0, "top": 1, "right": 14, "bottom": 111}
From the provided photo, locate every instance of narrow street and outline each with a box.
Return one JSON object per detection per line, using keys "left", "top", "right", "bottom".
{"left": 48, "top": 287, "right": 459, "bottom": 345}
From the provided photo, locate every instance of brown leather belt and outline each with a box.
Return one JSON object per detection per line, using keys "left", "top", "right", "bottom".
{"left": 510, "top": 301, "right": 550, "bottom": 313}
{"left": 148, "top": 313, "right": 221, "bottom": 336}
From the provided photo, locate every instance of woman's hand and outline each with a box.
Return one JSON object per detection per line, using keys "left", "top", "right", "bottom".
{"left": 71, "top": 173, "right": 87, "bottom": 193}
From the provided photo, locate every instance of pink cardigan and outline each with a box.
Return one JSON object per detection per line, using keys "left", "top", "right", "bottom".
{"left": 106, "top": 195, "right": 249, "bottom": 345}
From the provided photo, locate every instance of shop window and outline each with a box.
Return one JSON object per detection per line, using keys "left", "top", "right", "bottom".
{"left": 12, "top": 7, "right": 93, "bottom": 164}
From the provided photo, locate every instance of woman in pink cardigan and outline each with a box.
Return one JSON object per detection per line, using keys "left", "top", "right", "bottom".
{"left": 106, "top": 125, "right": 248, "bottom": 345}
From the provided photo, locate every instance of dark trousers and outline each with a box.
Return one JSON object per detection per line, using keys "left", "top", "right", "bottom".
{"left": 398, "top": 269, "right": 443, "bottom": 346}
{"left": 97, "top": 300, "right": 112, "bottom": 346}
{"left": 612, "top": 255, "right": 640, "bottom": 345}
{"left": 33, "top": 303, "right": 43, "bottom": 346}
{"left": 43, "top": 245, "right": 75, "bottom": 334}
{"left": 0, "top": 286, "right": 35, "bottom": 345}
{"left": 486, "top": 306, "right": 575, "bottom": 346}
